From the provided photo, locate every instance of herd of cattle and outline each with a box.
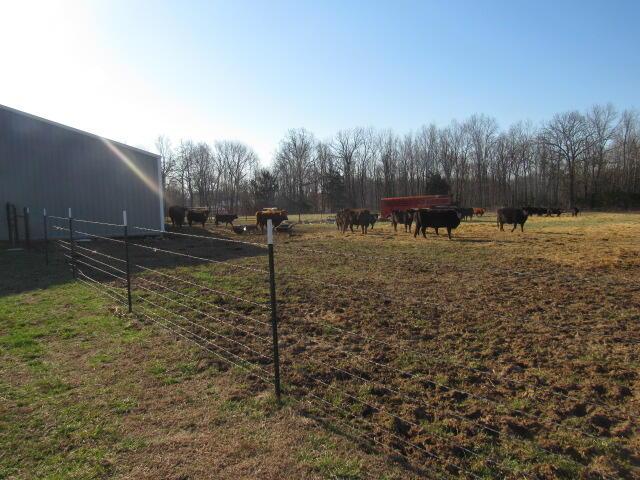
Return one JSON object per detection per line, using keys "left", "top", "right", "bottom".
{"left": 167, "top": 206, "right": 290, "bottom": 232}
{"left": 337, "top": 205, "right": 579, "bottom": 239}
{"left": 167, "top": 204, "right": 579, "bottom": 240}
{"left": 168, "top": 206, "right": 238, "bottom": 228}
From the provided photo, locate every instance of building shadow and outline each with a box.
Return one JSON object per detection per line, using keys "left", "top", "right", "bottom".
{"left": 0, "top": 232, "right": 267, "bottom": 298}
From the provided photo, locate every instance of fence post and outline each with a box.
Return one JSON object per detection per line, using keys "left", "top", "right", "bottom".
{"left": 43, "top": 209, "right": 49, "bottom": 265}
{"left": 123, "top": 210, "right": 133, "bottom": 313}
{"left": 68, "top": 208, "right": 76, "bottom": 278}
{"left": 11, "top": 204, "right": 19, "bottom": 245}
{"left": 267, "top": 219, "right": 282, "bottom": 403}
{"left": 6, "top": 203, "right": 14, "bottom": 246}
{"left": 23, "top": 207, "right": 31, "bottom": 249}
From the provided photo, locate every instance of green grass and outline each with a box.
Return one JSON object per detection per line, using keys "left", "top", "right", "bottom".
{"left": 297, "top": 433, "right": 364, "bottom": 479}
{"left": 0, "top": 251, "right": 144, "bottom": 479}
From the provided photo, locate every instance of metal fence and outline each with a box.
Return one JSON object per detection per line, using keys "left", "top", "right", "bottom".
{"left": 15, "top": 207, "right": 636, "bottom": 479}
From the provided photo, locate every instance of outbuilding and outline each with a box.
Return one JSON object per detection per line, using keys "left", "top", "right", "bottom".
{"left": 0, "top": 104, "right": 164, "bottom": 241}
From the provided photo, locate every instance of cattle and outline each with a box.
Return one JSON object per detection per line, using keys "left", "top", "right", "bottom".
{"left": 215, "top": 214, "right": 238, "bottom": 226}
{"left": 339, "top": 208, "right": 373, "bottom": 234}
{"left": 523, "top": 206, "right": 547, "bottom": 216}
{"left": 547, "top": 208, "right": 563, "bottom": 217}
{"left": 497, "top": 207, "right": 529, "bottom": 232}
{"left": 413, "top": 209, "right": 461, "bottom": 239}
{"left": 187, "top": 209, "right": 209, "bottom": 227}
{"left": 473, "top": 208, "right": 485, "bottom": 216}
{"left": 369, "top": 213, "right": 379, "bottom": 229}
{"left": 571, "top": 207, "right": 580, "bottom": 217}
{"left": 168, "top": 206, "right": 186, "bottom": 228}
{"left": 256, "top": 209, "right": 288, "bottom": 232}
{"left": 335, "top": 210, "right": 346, "bottom": 231}
{"left": 458, "top": 207, "right": 474, "bottom": 221}
{"left": 391, "top": 209, "right": 414, "bottom": 233}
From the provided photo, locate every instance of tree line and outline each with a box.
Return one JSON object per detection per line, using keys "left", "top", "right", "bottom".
{"left": 158, "top": 104, "right": 640, "bottom": 215}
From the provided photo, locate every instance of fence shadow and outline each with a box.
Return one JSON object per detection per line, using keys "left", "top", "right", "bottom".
{"left": 0, "top": 231, "right": 268, "bottom": 297}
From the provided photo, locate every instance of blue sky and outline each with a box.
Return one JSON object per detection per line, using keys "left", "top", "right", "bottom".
{"left": 1, "top": 0, "right": 638, "bottom": 163}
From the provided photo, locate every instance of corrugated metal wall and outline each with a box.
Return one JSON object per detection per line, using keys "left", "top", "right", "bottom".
{"left": 0, "top": 105, "right": 163, "bottom": 240}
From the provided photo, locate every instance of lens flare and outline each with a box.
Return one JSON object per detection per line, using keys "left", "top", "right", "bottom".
{"left": 100, "top": 137, "right": 160, "bottom": 196}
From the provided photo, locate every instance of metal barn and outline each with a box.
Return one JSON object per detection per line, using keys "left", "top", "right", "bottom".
{"left": 0, "top": 104, "right": 164, "bottom": 241}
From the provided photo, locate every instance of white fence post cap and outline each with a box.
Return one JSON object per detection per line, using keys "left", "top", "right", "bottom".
{"left": 267, "top": 219, "right": 274, "bottom": 245}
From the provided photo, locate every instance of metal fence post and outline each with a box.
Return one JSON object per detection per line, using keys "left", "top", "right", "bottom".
{"left": 123, "top": 210, "right": 133, "bottom": 313}
{"left": 6, "top": 203, "right": 14, "bottom": 246}
{"left": 68, "top": 208, "right": 76, "bottom": 278}
{"left": 267, "top": 219, "right": 282, "bottom": 403}
{"left": 11, "top": 204, "right": 19, "bottom": 245}
{"left": 23, "top": 207, "right": 31, "bottom": 249}
{"left": 43, "top": 208, "right": 49, "bottom": 265}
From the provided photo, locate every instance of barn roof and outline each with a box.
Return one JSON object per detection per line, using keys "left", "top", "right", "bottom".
{"left": 0, "top": 103, "right": 160, "bottom": 159}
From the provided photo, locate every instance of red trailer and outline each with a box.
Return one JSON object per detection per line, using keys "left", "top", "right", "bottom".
{"left": 380, "top": 195, "right": 452, "bottom": 218}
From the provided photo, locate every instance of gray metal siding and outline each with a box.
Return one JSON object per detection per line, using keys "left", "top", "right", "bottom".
{"left": 0, "top": 105, "right": 162, "bottom": 240}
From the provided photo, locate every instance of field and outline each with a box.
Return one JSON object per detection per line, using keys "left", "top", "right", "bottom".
{"left": 1, "top": 211, "right": 639, "bottom": 479}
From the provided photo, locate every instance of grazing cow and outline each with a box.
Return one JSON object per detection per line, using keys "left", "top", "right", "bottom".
{"left": 168, "top": 206, "right": 186, "bottom": 228}
{"left": 256, "top": 209, "right": 288, "bottom": 232}
{"left": 473, "top": 208, "right": 485, "bottom": 216}
{"left": 340, "top": 208, "right": 372, "bottom": 234}
{"left": 187, "top": 209, "right": 209, "bottom": 227}
{"left": 413, "top": 209, "right": 462, "bottom": 239}
{"left": 215, "top": 214, "right": 238, "bottom": 226}
{"left": 571, "top": 207, "right": 580, "bottom": 217}
{"left": 497, "top": 207, "right": 529, "bottom": 232}
{"left": 547, "top": 208, "right": 563, "bottom": 217}
{"left": 523, "top": 206, "right": 547, "bottom": 216}
{"left": 391, "top": 209, "right": 414, "bottom": 233}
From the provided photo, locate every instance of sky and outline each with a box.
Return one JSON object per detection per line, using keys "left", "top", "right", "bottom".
{"left": 1, "top": 0, "right": 639, "bottom": 164}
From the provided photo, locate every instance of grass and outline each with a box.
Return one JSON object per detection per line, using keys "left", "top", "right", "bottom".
{"left": 0, "top": 249, "right": 406, "bottom": 479}
{"left": 2, "top": 211, "right": 638, "bottom": 478}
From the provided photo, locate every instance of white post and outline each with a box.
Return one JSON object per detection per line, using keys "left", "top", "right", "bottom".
{"left": 267, "top": 219, "right": 274, "bottom": 245}
{"left": 122, "top": 210, "right": 128, "bottom": 226}
{"left": 68, "top": 207, "right": 72, "bottom": 218}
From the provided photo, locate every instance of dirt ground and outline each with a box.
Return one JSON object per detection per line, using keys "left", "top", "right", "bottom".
{"left": 3, "top": 211, "right": 638, "bottom": 479}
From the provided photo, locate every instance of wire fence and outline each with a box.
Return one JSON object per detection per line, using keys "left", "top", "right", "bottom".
{"left": 26, "top": 207, "right": 637, "bottom": 479}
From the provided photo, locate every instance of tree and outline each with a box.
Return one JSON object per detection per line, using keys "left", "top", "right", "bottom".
{"left": 155, "top": 135, "right": 175, "bottom": 193}
{"left": 250, "top": 169, "right": 278, "bottom": 210}
{"left": 542, "top": 111, "right": 592, "bottom": 207}
{"left": 273, "top": 128, "right": 316, "bottom": 217}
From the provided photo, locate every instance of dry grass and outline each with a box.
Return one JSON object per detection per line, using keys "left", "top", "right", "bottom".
{"left": 2, "top": 211, "right": 639, "bottom": 479}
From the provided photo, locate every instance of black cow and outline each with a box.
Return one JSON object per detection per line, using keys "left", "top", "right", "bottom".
{"left": 413, "top": 209, "right": 462, "bottom": 239}
{"left": 168, "top": 206, "right": 186, "bottom": 228}
{"left": 215, "top": 214, "right": 238, "bottom": 226}
{"left": 497, "top": 207, "right": 529, "bottom": 232}
{"left": 458, "top": 207, "right": 474, "bottom": 221}
{"left": 187, "top": 209, "right": 209, "bottom": 227}
{"left": 391, "top": 210, "right": 414, "bottom": 233}
{"left": 369, "top": 213, "right": 379, "bottom": 229}
{"left": 547, "top": 208, "right": 563, "bottom": 217}
{"left": 571, "top": 207, "right": 580, "bottom": 217}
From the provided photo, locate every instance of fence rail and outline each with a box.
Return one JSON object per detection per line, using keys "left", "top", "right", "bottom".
{"left": 17, "top": 207, "right": 635, "bottom": 479}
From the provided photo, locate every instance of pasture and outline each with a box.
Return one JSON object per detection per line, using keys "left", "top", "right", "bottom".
{"left": 1, "top": 211, "right": 639, "bottom": 479}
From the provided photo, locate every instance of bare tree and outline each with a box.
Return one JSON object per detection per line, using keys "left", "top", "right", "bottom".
{"left": 542, "top": 111, "right": 593, "bottom": 207}
{"left": 155, "top": 135, "right": 176, "bottom": 193}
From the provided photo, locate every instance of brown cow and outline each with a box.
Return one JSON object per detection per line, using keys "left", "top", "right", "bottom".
{"left": 339, "top": 208, "right": 372, "bottom": 234}
{"left": 473, "top": 208, "right": 485, "bottom": 216}
{"left": 256, "top": 209, "right": 288, "bottom": 232}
